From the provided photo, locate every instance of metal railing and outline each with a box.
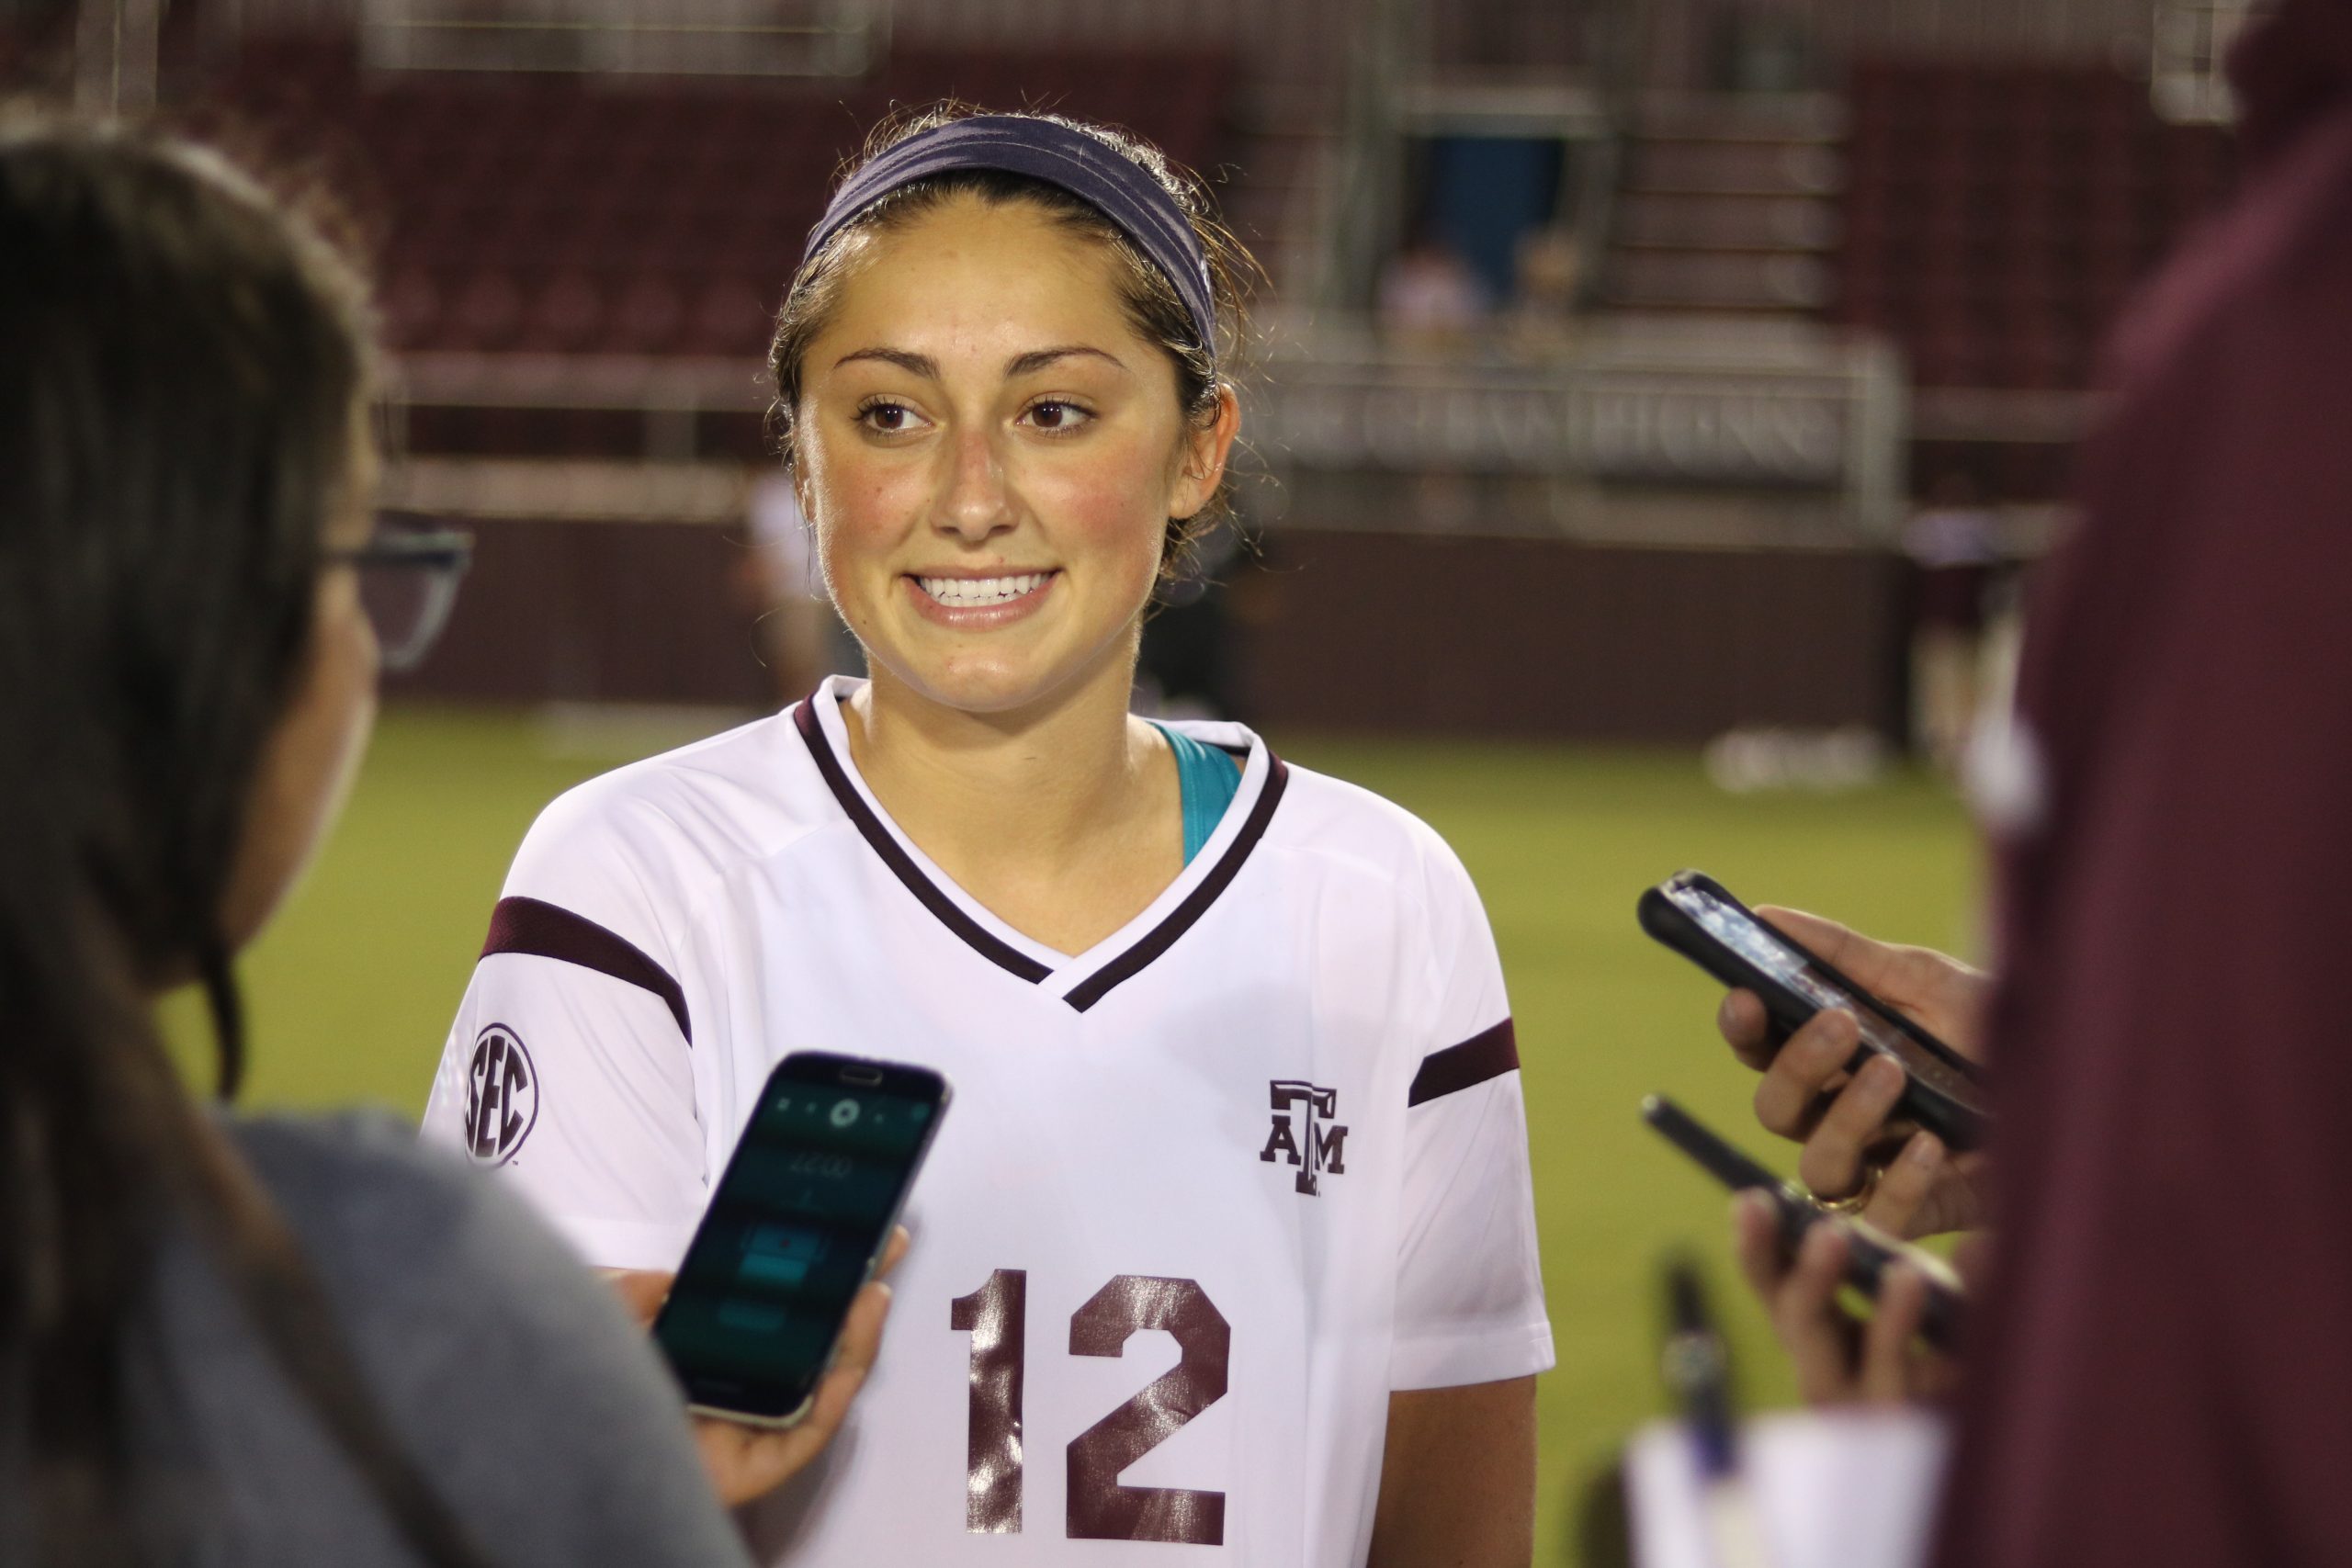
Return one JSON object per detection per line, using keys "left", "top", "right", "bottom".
{"left": 2151, "top": 0, "right": 2264, "bottom": 123}
{"left": 1628, "top": 0, "right": 2164, "bottom": 92}
{"left": 357, "top": 0, "right": 886, "bottom": 77}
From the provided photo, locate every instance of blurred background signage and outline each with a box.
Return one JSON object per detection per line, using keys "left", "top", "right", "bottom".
{"left": 1257, "top": 329, "right": 1898, "bottom": 496}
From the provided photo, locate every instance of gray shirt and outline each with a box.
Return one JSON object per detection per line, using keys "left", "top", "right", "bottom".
{"left": 116, "top": 1111, "right": 750, "bottom": 1566}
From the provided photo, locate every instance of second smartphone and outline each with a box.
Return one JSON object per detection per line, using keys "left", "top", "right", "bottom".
{"left": 653, "top": 1051, "right": 950, "bottom": 1428}
{"left": 1643, "top": 1093, "right": 1964, "bottom": 1353}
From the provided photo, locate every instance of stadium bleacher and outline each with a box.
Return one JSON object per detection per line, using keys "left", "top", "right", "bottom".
{"left": 1837, "top": 59, "right": 2234, "bottom": 392}
{"left": 205, "top": 35, "right": 1235, "bottom": 368}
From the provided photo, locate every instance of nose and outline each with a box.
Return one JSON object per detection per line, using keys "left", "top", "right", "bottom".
{"left": 933, "top": 423, "right": 1017, "bottom": 544}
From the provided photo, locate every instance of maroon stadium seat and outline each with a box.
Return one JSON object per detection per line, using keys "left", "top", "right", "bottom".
{"left": 1838, "top": 57, "right": 2237, "bottom": 392}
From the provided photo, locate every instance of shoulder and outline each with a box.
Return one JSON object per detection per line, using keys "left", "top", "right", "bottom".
{"left": 225, "top": 1113, "right": 747, "bottom": 1560}
{"left": 231, "top": 1111, "right": 616, "bottom": 1327}
{"left": 502, "top": 707, "right": 831, "bottom": 953}
{"left": 1262, "top": 751, "right": 1481, "bottom": 905}
{"left": 2105, "top": 107, "right": 2352, "bottom": 403}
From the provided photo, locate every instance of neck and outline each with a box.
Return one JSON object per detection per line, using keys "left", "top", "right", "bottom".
{"left": 841, "top": 642, "right": 1159, "bottom": 877}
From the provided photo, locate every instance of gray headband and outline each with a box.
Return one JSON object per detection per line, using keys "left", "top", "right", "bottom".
{"left": 801, "top": 115, "right": 1217, "bottom": 359}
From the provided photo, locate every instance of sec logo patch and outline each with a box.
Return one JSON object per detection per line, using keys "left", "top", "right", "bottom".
{"left": 464, "top": 1023, "right": 538, "bottom": 1166}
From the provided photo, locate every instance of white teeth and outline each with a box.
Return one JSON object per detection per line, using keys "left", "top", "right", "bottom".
{"left": 916, "top": 572, "right": 1048, "bottom": 606}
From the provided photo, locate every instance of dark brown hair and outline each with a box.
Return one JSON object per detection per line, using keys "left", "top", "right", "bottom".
{"left": 767, "top": 105, "right": 1258, "bottom": 576}
{"left": 0, "top": 114, "right": 491, "bottom": 1568}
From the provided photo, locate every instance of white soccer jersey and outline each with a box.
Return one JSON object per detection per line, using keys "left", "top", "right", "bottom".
{"left": 422, "top": 676, "right": 1552, "bottom": 1567}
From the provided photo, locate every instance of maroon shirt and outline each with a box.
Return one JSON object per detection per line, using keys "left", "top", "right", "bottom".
{"left": 1938, "top": 5, "right": 2352, "bottom": 1562}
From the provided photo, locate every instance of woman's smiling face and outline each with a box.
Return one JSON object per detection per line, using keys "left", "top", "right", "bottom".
{"left": 792, "top": 193, "right": 1234, "bottom": 717}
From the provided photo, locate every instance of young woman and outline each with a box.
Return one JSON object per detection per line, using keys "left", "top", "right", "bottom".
{"left": 0, "top": 117, "right": 881, "bottom": 1566}
{"left": 425, "top": 109, "right": 1552, "bottom": 1567}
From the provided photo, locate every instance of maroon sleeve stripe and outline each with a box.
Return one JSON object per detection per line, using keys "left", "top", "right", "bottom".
{"left": 481, "top": 896, "right": 692, "bottom": 1044}
{"left": 1407, "top": 1018, "right": 1519, "bottom": 1107}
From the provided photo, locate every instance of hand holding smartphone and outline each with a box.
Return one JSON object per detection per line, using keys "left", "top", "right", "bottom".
{"left": 1639, "top": 871, "right": 1991, "bottom": 1152}
{"left": 1642, "top": 1094, "right": 1964, "bottom": 1354}
{"left": 653, "top": 1052, "right": 950, "bottom": 1429}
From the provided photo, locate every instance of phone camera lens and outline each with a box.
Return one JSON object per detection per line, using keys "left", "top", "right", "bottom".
{"left": 830, "top": 1099, "right": 861, "bottom": 1128}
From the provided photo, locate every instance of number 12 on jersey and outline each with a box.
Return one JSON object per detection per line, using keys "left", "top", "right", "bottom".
{"left": 952, "top": 1269, "right": 1231, "bottom": 1546}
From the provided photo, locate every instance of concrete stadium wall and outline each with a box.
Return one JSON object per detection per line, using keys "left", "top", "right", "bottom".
{"left": 1238, "top": 530, "right": 1906, "bottom": 743}
{"left": 387, "top": 517, "right": 777, "bottom": 709}
{"left": 392, "top": 518, "right": 1909, "bottom": 745}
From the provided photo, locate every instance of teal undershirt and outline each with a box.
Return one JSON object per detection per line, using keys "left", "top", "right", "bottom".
{"left": 1153, "top": 723, "right": 1243, "bottom": 865}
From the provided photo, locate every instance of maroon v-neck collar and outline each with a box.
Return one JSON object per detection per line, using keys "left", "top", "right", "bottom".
{"left": 792, "top": 693, "right": 1288, "bottom": 1013}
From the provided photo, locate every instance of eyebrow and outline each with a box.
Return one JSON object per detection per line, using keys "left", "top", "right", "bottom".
{"left": 831, "top": 344, "right": 1129, "bottom": 378}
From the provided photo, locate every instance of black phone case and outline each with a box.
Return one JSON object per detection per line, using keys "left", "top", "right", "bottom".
{"left": 1638, "top": 871, "right": 1988, "bottom": 1152}
{"left": 1641, "top": 1095, "right": 1964, "bottom": 1354}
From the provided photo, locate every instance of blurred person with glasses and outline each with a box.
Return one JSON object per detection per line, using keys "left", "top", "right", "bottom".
{"left": 0, "top": 116, "right": 884, "bottom": 1568}
{"left": 334, "top": 515, "right": 473, "bottom": 673}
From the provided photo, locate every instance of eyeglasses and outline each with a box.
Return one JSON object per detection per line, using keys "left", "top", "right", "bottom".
{"left": 326, "top": 519, "right": 473, "bottom": 672}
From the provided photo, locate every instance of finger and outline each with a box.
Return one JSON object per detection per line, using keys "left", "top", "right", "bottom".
{"left": 786, "top": 1284, "right": 893, "bottom": 1456}
{"left": 1718, "top": 989, "right": 1777, "bottom": 1073}
{"left": 827, "top": 1279, "right": 895, "bottom": 1385}
{"left": 1755, "top": 907, "right": 1918, "bottom": 998}
{"left": 875, "top": 1224, "right": 910, "bottom": 1280}
{"left": 1798, "top": 1054, "right": 1907, "bottom": 1199}
{"left": 1862, "top": 1132, "right": 1943, "bottom": 1238}
{"left": 1752, "top": 1010, "right": 1861, "bottom": 1139}
{"left": 1776, "top": 1223, "right": 1861, "bottom": 1406}
{"left": 1730, "top": 1190, "right": 1788, "bottom": 1303}
{"left": 1859, "top": 1263, "right": 1930, "bottom": 1404}
{"left": 603, "top": 1269, "right": 675, "bottom": 1328}
{"left": 1756, "top": 906, "right": 1981, "bottom": 1027}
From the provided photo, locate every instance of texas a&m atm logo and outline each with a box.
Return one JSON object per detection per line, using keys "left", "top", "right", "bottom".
{"left": 1260, "top": 1080, "right": 1348, "bottom": 1196}
{"left": 464, "top": 1022, "right": 538, "bottom": 1167}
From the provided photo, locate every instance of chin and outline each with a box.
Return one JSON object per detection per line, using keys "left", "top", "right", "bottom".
{"left": 876, "top": 637, "right": 1119, "bottom": 720}
{"left": 903, "top": 663, "right": 1073, "bottom": 716}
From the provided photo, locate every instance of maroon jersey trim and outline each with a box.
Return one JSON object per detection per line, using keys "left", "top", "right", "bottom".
{"left": 794, "top": 699, "right": 1057, "bottom": 985}
{"left": 1407, "top": 1019, "right": 1519, "bottom": 1106}
{"left": 481, "top": 895, "right": 693, "bottom": 1043}
{"left": 794, "top": 694, "right": 1290, "bottom": 1010}
{"left": 1062, "top": 757, "right": 1290, "bottom": 1014}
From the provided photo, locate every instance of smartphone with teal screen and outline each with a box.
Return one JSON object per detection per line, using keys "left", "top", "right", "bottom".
{"left": 653, "top": 1051, "right": 949, "bottom": 1427}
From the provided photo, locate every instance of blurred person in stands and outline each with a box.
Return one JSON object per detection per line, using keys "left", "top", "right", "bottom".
{"left": 1707, "top": 2, "right": 2352, "bottom": 1561}
{"left": 0, "top": 116, "right": 884, "bottom": 1566}
{"left": 1377, "top": 229, "right": 1490, "bottom": 349}
{"left": 425, "top": 107, "right": 1551, "bottom": 1568}
{"left": 1501, "top": 223, "right": 1581, "bottom": 356}
{"left": 738, "top": 470, "right": 864, "bottom": 704}
{"left": 1902, "top": 470, "right": 2006, "bottom": 773}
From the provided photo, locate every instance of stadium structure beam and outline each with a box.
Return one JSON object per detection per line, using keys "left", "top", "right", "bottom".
{"left": 74, "top": 0, "right": 159, "bottom": 113}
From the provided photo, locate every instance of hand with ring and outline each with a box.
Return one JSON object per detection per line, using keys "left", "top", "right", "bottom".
{"left": 1714, "top": 908, "right": 1993, "bottom": 1238}
{"left": 1811, "top": 1162, "right": 1883, "bottom": 1216}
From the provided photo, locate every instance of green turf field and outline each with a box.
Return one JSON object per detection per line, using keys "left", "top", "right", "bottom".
{"left": 205, "top": 705, "right": 1976, "bottom": 1564}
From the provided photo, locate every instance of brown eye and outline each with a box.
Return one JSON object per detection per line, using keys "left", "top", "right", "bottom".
{"left": 861, "top": 401, "right": 917, "bottom": 434}
{"left": 1025, "top": 400, "right": 1090, "bottom": 433}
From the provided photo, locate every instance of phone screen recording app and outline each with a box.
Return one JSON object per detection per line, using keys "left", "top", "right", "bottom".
{"left": 659, "top": 1080, "right": 934, "bottom": 1401}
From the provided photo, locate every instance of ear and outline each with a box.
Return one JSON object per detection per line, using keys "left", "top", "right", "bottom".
{"left": 1167, "top": 383, "right": 1242, "bottom": 521}
{"left": 790, "top": 446, "right": 820, "bottom": 527}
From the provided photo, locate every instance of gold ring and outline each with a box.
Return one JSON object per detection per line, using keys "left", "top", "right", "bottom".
{"left": 1811, "top": 1164, "right": 1883, "bottom": 1216}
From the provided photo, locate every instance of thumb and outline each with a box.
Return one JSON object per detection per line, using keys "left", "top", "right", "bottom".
{"left": 1864, "top": 1133, "right": 1944, "bottom": 1239}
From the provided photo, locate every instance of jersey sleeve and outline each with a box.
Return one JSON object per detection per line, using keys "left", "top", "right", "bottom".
{"left": 1389, "top": 833, "right": 1555, "bottom": 1392}
{"left": 421, "top": 786, "right": 710, "bottom": 1272}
